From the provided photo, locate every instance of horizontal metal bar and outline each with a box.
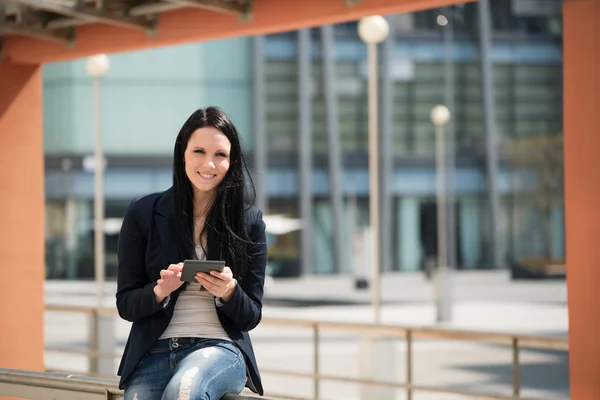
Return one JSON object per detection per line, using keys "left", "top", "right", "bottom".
{"left": 46, "top": 368, "right": 120, "bottom": 380}
{"left": 260, "top": 369, "right": 542, "bottom": 400}
{"left": 47, "top": 2, "right": 181, "bottom": 29}
{"left": 7, "top": 0, "right": 154, "bottom": 31}
{"left": 0, "top": 369, "right": 123, "bottom": 398}
{"left": 46, "top": 303, "right": 116, "bottom": 316}
{"left": 44, "top": 0, "right": 249, "bottom": 30}
{"left": 46, "top": 346, "right": 121, "bottom": 359}
{"left": 0, "top": 21, "right": 73, "bottom": 44}
{"left": 260, "top": 394, "right": 314, "bottom": 400}
{"left": 0, "top": 369, "right": 267, "bottom": 400}
{"left": 44, "top": 304, "right": 569, "bottom": 351}
{"left": 160, "top": 0, "right": 247, "bottom": 15}
{"left": 256, "top": 317, "right": 569, "bottom": 350}
{"left": 0, "top": 382, "right": 114, "bottom": 400}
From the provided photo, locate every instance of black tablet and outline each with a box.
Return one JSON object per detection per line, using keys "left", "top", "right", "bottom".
{"left": 180, "top": 259, "right": 226, "bottom": 282}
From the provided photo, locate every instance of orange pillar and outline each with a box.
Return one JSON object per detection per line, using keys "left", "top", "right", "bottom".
{"left": 563, "top": 1, "right": 600, "bottom": 399}
{"left": 0, "top": 64, "right": 45, "bottom": 375}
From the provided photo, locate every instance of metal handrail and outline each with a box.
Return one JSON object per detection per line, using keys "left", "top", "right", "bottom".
{"left": 0, "top": 369, "right": 270, "bottom": 400}
{"left": 45, "top": 304, "right": 567, "bottom": 350}
{"left": 44, "top": 304, "right": 569, "bottom": 400}
{"left": 0, "top": 369, "right": 124, "bottom": 400}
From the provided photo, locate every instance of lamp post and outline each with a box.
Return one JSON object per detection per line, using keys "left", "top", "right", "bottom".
{"left": 85, "top": 54, "right": 111, "bottom": 375}
{"left": 358, "top": 15, "right": 389, "bottom": 324}
{"left": 439, "top": 7, "right": 458, "bottom": 279}
{"left": 430, "top": 104, "right": 452, "bottom": 323}
{"left": 85, "top": 54, "right": 110, "bottom": 305}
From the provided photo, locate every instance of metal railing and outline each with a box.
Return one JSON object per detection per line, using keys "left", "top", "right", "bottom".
{"left": 44, "top": 304, "right": 569, "bottom": 400}
{"left": 0, "top": 369, "right": 123, "bottom": 400}
{"left": 0, "top": 369, "right": 266, "bottom": 400}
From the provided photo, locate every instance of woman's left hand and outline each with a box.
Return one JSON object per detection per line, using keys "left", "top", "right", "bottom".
{"left": 196, "top": 266, "right": 237, "bottom": 302}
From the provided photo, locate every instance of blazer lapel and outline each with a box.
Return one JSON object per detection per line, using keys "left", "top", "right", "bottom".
{"left": 154, "top": 188, "right": 181, "bottom": 265}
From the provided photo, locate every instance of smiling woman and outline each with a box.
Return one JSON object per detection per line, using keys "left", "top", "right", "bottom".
{"left": 115, "top": 106, "right": 268, "bottom": 399}
{"left": 184, "top": 126, "right": 232, "bottom": 201}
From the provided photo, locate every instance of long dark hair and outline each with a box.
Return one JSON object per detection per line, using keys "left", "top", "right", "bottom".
{"left": 172, "top": 107, "right": 255, "bottom": 281}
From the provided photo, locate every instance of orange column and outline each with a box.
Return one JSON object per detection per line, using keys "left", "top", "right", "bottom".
{"left": 563, "top": 1, "right": 600, "bottom": 399}
{"left": 0, "top": 64, "right": 45, "bottom": 376}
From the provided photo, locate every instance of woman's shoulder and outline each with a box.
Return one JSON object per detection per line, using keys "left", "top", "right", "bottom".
{"left": 120, "top": 191, "right": 167, "bottom": 237}
{"left": 127, "top": 189, "right": 172, "bottom": 216}
{"left": 243, "top": 205, "right": 264, "bottom": 226}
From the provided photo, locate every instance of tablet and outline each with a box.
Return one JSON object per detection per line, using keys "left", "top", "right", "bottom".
{"left": 180, "top": 259, "right": 226, "bottom": 282}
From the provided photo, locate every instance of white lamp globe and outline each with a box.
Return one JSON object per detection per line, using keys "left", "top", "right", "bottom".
{"left": 437, "top": 15, "right": 449, "bottom": 26}
{"left": 358, "top": 15, "right": 390, "bottom": 44}
{"left": 86, "top": 54, "right": 110, "bottom": 78}
{"left": 430, "top": 105, "right": 451, "bottom": 127}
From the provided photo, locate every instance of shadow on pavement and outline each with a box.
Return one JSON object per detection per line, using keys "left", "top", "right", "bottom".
{"left": 447, "top": 349, "right": 569, "bottom": 398}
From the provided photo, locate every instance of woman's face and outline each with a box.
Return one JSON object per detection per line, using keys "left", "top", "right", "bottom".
{"left": 184, "top": 126, "right": 231, "bottom": 197}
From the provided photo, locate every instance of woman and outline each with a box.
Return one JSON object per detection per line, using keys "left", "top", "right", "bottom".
{"left": 116, "top": 107, "right": 267, "bottom": 400}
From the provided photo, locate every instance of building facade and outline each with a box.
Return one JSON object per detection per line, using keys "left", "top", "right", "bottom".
{"left": 43, "top": 0, "right": 564, "bottom": 279}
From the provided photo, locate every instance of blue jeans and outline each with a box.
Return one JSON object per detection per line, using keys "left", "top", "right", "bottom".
{"left": 124, "top": 337, "right": 246, "bottom": 400}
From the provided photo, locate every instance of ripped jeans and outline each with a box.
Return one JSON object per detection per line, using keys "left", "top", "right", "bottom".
{"left": 124, "top": 338, "right": 246, "bottom": 400}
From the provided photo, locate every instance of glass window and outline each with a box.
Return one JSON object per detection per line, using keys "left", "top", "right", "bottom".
{"left": 266, "top": 59, "right": 299, "bottom": 154}
{"left": 266, "top": 198, "right": 301, "bottom": 277}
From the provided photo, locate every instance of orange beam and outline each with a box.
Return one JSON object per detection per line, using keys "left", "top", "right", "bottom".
{"left": 3, "top": 0, "right": 460, "bottom": 64}
{"left": 0, "top": 64, "right": 45, "bottom": 378}
{"left": 563, "top": 0, "right": 600, "bottom": 399}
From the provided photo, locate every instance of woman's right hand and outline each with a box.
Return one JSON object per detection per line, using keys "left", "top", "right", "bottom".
{"left": 154, "top": 263, "right": 185, "bottom": 303}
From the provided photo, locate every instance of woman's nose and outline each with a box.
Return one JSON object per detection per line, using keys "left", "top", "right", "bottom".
{"left": 203, "top": 159, "right": 216, "bottom": 169}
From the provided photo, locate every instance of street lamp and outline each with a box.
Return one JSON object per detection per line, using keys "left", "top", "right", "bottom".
{"left": 85, "top": 54, "right": 112, "bottom": 376}
{"left": 85, "top": 54, "right": 110, "bottom": 305}
{"left": 358, "top": 15, "right": 389, "bottom": 324}
{"left": 430, "top": 105, "right": 452, "bottom": 323}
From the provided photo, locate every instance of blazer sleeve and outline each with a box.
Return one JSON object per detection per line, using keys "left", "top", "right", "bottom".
{"left": 217, "top": 209, "right": 267, "bottom": 332}
{"left": 115, "top": 200, "right": 166, "bottom": 322}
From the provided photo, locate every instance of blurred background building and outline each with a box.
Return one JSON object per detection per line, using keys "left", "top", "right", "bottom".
{"left": 43, "top": 0, "right": 564, "bottom": 280}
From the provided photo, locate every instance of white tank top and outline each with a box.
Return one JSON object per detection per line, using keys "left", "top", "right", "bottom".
{"left": 159, "top": 246, "right": 231, "bottom": 341}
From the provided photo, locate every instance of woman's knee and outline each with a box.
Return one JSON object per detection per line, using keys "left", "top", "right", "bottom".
{"left": 162, "top": 366, "right": 208, "bottom": 400}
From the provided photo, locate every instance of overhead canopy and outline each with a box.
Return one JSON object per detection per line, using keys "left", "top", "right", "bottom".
{"left": 0, "top": 0, "right": 458, "bottom": 64}
{"left": 0, "top": 0, "right": 250, "bottom": 46}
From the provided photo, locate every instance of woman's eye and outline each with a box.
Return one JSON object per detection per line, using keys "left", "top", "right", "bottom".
{"left": 194, "top": 149, "right": 205, "bottom": 154}
{"left": 217, "top": 153, "right": 227, "bottom": 157}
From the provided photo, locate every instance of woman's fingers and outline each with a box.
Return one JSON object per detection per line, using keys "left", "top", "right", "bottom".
{"left": 196, "top": 272, "right": 220, "bottom": 285}
{"left": 197, "top": 275, "right": 215, "bottom": 288}
{"left": 160, "top": 269, "right": 182, "bottom": 282}
{"left": 196, "top": 275, "right": 226, "bottom": 297}
{"left": 207, "top": 267, "right": 232, "bottom": 281}
{"left": 160, "top": 269, "right": 174, "bottom": 279}
{"left": 167, "top": 263, "right": 183, "bottom": 272}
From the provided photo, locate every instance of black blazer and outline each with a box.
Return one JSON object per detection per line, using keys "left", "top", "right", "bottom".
{"left": 115, "top": 188, "right": 267, "bottom": 395}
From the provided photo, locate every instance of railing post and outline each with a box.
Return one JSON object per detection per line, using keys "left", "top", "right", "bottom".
{"left": 313, "top": 324, "right": 320, "bottom": 400}
{"left": 512, "top": 337, "right": 520, "bottom": 397}
{"left": 88, "top": 307, "right": 115, "bottom": 376}
{"left": 406, "top": 330, "right": 413, "bottom": 400}
{"left": 89, "top": 309, "right": 99, "bottom": 374}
